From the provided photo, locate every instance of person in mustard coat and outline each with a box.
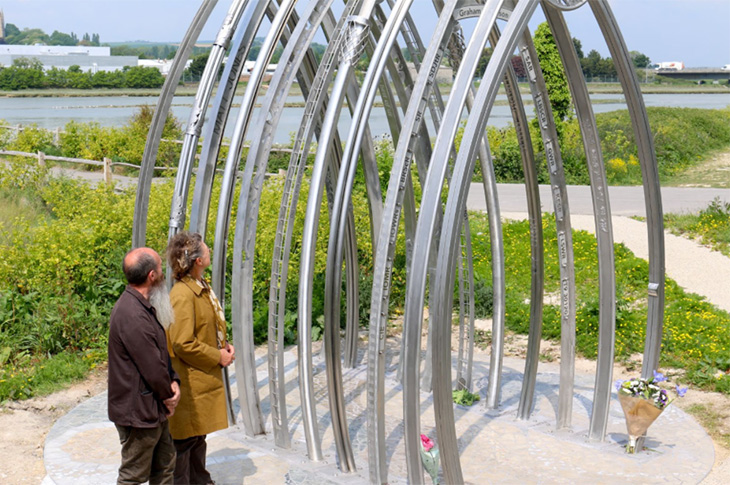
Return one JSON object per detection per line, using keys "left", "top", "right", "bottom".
{"left": 165, "top": 231, "right": 235, "bottom": 485}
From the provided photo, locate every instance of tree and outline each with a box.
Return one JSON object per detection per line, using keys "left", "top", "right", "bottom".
{"left": 510, "top": 55, "right": 526, "bottom": 79}
{"left": 3, "top": 23, "right": 21, "bottom": 43}
{"left": 12, "top": 28, "right": 50, "bottom": 45}
{"left": 124, "top": 66, "right": 165, "bottom": 88}
{"left": 0, "top": 58, "right": 45, "bottom": 90}
{"left": 630, "top": 51, "right": 651, "bottom": 69}
{"left": 92, "top": 33, "right": 100, "bottom": 46}
{"left": 533, "top": 22, "right": 572, "bottom": 122}
{"left": 45, "top": 67, "right": 70, "bottom": 88}
{"left": 572, "top": 37, "right": 584, "bottom": 59}
{"left": 184, "top": 52, "right": 210, "bottom": 81}
{"left": 476, "top": 46, "right": 493, "bottom": 78}
{"left": 581, "top": 49, "right": 617, "bottom": 79}
{"left": 49, "top": 30, "right": 77, "bottom": 46}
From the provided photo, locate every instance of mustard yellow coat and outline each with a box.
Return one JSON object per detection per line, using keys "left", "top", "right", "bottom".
{"left": 167, "top": 276, "right": 228, "bottom": 440}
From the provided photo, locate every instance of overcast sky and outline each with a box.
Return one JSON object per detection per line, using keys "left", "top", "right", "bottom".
{"left": 2, "top": 0, "right": 729, "bottom": 67}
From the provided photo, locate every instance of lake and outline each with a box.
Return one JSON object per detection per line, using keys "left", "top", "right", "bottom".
{"left": 1, "top": 92, "right": 728, "bottom": 145}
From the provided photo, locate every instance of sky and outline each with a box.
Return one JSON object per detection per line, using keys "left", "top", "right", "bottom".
{"left": 1, "top": 0, "right": 729, "bottom": 68}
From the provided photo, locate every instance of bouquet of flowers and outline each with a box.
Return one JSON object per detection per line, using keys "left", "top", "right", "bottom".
{"left": 616, "top": 371, "right": 687, "bottom": 453}
{"left": 419, "top": 434, "right": 440, "bottom": 484}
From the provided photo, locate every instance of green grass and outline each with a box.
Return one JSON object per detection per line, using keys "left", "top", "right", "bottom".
{"left": 0, "top": 349, "right": 105, "bottom": 402}
{"left": 664, "top": 198, "right": 730, "bottom": 256}
{"left": 0, "top": 189, "right": 50, "bottom": 243}
{"left": 468, "top": 211, "right": 730, "bottom": 394}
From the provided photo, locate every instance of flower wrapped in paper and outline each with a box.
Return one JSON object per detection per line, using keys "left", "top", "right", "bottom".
{"left": 615, "top": 372, "right": 687, "bottom": 453}
{"left": 419, "top": 434, "right": 440, "bottom": 484}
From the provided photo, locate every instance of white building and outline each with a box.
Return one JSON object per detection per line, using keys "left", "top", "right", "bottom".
{"left": 138, "top": 58, "right": 192, "bottom": 76}
{"left": 0, "top": 44, "right": 137, "bottom": 72}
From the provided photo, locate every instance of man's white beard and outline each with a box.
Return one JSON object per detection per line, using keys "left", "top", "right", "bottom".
{"left": 150, "top": 282, "right": 175, "bottom": 330}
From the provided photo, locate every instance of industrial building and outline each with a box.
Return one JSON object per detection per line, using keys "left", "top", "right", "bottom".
{"left": 0, "top": 44, "right": 138, "bottom": 72}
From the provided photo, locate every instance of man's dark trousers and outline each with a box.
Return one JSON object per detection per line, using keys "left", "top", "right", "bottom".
{"left": 116, "top": 420, "right": 176, "bottom": 485}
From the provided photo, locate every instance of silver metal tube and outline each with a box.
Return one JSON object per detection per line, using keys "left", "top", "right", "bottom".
{"left": 167, "top": 0, "right": 248, "bottom": 240}
{"left": 367, "top": 1, "right": 461, "bottom": 481}
{"left": 401, "top": 1, "right": 510, "bottom": 481}
{"left": 542, "top": 0, "right": 602, "bottom": 432}
{"left": 514, "top": 29, "right": 577, "bottom": 422}
{"left": 188, "top": 0, "right": 273, "bottom": 236}
{"left": 132, "top": 0, "right": 218, "bottom": 247}
{"left": 227, "top": 0, "right": 301, "bottom": 438}
{"left": 321, "top": 2, "right": 413, "bottom": 472}
{"left": 588, "top": 0, "right": 664, "bottom": 441}
{"left": 234, "top": 0, "right": 334, "bottom": 450}
{"left": 267, "top": 2, "right": 363, "bottom": 461}
{"left": 427, "top": 1, "right": 537, "bottom": 482}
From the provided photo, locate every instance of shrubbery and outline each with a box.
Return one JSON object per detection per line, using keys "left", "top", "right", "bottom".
{"left": 478, "top": 107, "right": 730, "bottom": 185}
{"left": 0, "top": 106, "right": 183, "bottom": 166}
{"left": 1, "top": 106, "right": 730, "bottom": 402}
{"left": 0, "top": 134, "right": 410, "bottom": 401}
{"left": 0, "top": 59, "right": 166, "bottom": 91}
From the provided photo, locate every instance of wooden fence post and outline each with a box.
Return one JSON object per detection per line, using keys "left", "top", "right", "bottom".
{"left": 37, "top": 151, "right": 46, "bottom": 168}
{"left": 54, "top": 127, "right": 61, "bottom": 145}
{"left": 103, "top": 157, "right": 113, "bottom": 186}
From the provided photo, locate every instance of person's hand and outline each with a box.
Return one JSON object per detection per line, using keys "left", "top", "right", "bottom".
{"left": 164, "top": 381, "right": 181, "bottom": 416}
{"left": 219, "top": 345, "right": 234, "bottom": 367}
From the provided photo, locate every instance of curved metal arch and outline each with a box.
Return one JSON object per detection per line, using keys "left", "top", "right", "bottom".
{"left": 514, "top": 27, "right": 578, "bottom": 423}
{"left": 428, "top": 3, "right": 539, "bottom": 482}
{"left": 587, "top": 0, "right": 665, "bottom": 439}
{"left": 133, "top": 0, "right": 219, "bottom": 248}
{"left": 135, "top": 0, "right": 667, "bottom": 481}
{"left": 188, "top": 0, "right": 277, "bottom": 237}
{"left": 236, "top": 0, "right": 338, "bottom": 451}
{"left": 401, "top": 1, "right": 513, "bottom": 481}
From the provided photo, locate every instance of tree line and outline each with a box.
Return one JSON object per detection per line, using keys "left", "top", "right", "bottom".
{"left": 473, "top": 35, "right": 651, "bottom": 81}
{"left": 2, "top": 23, "right": 100, "bottom": 47}
{"left": 0, "top": 58, "right": 165, "bottom": 90}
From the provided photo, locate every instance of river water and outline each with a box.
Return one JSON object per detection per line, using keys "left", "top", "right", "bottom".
{"left": 1, "top": 92, "right": 728, "bottom": 145}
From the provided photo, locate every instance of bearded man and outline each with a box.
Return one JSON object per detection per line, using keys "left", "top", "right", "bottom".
{"left": 108, "top": 247, "right": 181, "bottom": 485}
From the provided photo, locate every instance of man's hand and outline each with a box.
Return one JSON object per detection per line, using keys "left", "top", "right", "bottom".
{"left": 164, "top": 381, "right": 181, "bottom": 416}
{"left": 219, "top": 343, "right": 235, "bottom": 367}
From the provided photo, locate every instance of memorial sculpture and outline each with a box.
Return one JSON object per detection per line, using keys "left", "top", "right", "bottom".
{"left": 133, "top": 0, "right": 665, "bottom": 483}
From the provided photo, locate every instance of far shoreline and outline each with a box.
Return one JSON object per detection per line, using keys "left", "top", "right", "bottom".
{"left": 0, "top": 82, "right": 728, "bottom": 98}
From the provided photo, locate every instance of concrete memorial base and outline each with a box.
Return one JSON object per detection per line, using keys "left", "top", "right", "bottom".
{"left": 43, "top": 342, "right": 713, "bottom": 484}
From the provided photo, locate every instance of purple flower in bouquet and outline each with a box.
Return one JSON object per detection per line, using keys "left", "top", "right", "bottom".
{"left": 653, "top": 370, "right": 667, "bottom": 383}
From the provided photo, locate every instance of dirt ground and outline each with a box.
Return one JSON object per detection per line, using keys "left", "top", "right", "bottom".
{"left": 0, "top": 364, "right": 108, "bottom": 484}
{"left": 665, "top": 148, "right": 730, "bottom": 188}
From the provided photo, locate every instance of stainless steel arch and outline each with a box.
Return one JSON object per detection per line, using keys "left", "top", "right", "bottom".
{"left": 134, "top": 0, "right": 666, "bottom": 481}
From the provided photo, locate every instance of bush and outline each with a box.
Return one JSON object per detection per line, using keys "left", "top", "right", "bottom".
{"left": 481, "top": 107, "right": 730, "bottom": 186}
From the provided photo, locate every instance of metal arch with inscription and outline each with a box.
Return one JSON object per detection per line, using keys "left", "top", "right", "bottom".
{"left": 132, "top": 0, "right": 665, "bottom": 483}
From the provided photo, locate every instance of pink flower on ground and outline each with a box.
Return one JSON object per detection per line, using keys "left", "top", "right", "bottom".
{"left": 420, "top": 434, "right": 435, "bottom": 452}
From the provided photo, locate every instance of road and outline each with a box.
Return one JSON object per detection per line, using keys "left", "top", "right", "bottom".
{"left": 466, "top": 182, "right": 730, "bottom": 216}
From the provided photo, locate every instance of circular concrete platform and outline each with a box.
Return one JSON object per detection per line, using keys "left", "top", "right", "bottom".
{"left": 43, "top": 345, "right": 714, "bottom": 484}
